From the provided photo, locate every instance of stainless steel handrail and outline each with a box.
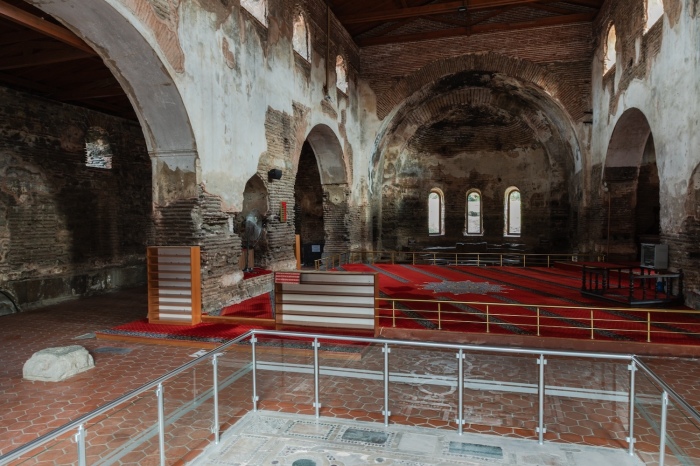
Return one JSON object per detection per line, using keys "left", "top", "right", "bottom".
{"left": 2, "top": 328, "right": 699, "bottom": 465}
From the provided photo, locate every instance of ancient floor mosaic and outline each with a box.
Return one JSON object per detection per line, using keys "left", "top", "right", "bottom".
{"left": 191, "top": 411, "right": 644, "bottom": 466}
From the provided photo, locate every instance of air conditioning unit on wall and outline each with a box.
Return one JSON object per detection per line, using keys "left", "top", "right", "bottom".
{"left": 640, "top": 243, "right": 668, "bottom": 269}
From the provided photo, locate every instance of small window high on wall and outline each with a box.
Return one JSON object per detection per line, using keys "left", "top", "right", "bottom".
{"left": 504, "top": 187, "right": 521, "bottom": 236}
{"left": 645, "top": 0, "right": 663, "bottom": 32}
{"left": 603, "top": 25, "right": 616, "bottom": 74}
{"left": 428, "top": 189, "right": 444, "bottom": 236}
{"left": 241, "top": 0, "right": 267, "bottom": 26}
{"left": 465, "top": 190, "right": 482, "bottom": 235}
{"left": 336, "top": 55, "right": 348, "bottom": 93}
{"left": 85, "top": 127, "right": 113, "bottom": 169}
{"left": 293, "top": 12, "right": 310, "bottom": 61}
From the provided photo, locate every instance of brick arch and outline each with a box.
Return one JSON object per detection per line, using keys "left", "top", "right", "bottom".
{"left": 377, "top": 52, "right": 567, "bottom": 121}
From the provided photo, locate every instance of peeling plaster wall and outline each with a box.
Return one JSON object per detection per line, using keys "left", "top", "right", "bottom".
{"left": 590, "top": 0, "right": 700, "bottom": 305}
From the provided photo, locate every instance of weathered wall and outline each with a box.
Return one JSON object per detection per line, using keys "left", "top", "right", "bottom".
{"left": 590, "top": 0, "right": 700, "bottom": 306}
{"left": 0, "top": 87, "right": 151, "bottom": 310}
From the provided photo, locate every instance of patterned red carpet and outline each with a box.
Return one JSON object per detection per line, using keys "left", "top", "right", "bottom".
{"left": 339, "top": 263, "right": 700, "bottom": 346}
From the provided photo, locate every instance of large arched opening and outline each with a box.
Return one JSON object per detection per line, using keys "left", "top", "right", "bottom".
{"left": 294, "top": 124, "right": 348, "bottom": 266}
{"left": 0, "top": 0, "right": 196, "bottom": 311}
{"left": 370, "top": 57, "right": 582, "bottom": 254}
{"left": 603, "top": 108, "right": 659, "bottom": 259}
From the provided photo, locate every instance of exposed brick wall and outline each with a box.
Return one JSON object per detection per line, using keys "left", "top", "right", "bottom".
{"left": 0, "top": 86, "right": 151, "bottom": 309}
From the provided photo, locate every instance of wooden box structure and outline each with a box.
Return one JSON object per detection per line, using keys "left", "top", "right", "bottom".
{"left": 147, "top": 246, "right": 202, "bottom": 325}
{"left": 274, "top": 271, "right": 378, "bottom": 332}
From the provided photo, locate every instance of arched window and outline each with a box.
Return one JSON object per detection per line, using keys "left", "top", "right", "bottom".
{"left": 645, "top": 0, "right": 663, "bottom": 32}
{"left": 428, "top": 189, "right": 444, "bottom": 236}
{"left": 603, "top": 25, "right": 616, "bottom": 74}
{"left": 465, "top": 189, "right": 482, "bottom": 235}
{"left": 293, "top": 12, "right": 310, "bottom": 61}
{"left": 241, "top": 0, "right": 267, "bottom": 26}
{"left": 85, "top": 127, "right": 113, "bottom": 169}
{"left": 336, "top": 55, "right": 348, "bottom": 93}
{"left": 504, "top": 187, "right": 521, "bottom": 236}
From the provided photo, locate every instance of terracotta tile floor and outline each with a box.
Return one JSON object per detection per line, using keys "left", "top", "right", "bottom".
{"left": 2, "top": 288, "right": 700, "bottom": 465}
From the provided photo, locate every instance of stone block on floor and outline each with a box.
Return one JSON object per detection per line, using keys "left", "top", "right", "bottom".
{"left": 23, "top": 345, "right": 94, "bottom": 382}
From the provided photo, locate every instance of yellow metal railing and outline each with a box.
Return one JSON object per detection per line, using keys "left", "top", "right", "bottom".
{"left": 375, "top": 297, "right": 700, "bottom": 343}
{"left": 315, "top": 250, "right": 604, "bottom": 271}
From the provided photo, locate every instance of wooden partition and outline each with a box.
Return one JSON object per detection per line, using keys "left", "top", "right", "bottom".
{"left": 275, "top": 271, "right": 377, "bottom": 332}
{"left": 147, "top": 246, "right": 202, "bottom": 325}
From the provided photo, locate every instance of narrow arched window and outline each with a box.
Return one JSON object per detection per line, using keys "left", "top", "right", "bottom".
{"left": 428, "top": 189, "right": 444, "bottom": 236}
{"left": 465, "top": 189, "right": 482, "bottom": 235}
{"left": 85, "top": 127, "right": 113, "bottom": 169}
{"left": 293, "top": 12, "right": 310, "bottom": 61}
{"left": 603, "top": 25, "right": 616, "bottom": 74}
{"left": 645, "top": 0, "right": 663, "bottom": 32}
{"left": 504, "top": 187, "right": 521, "bottom": 236}
{"left": 336, "top": 55, "right": 348, "bottom": 93}
{"left": 241, "top": 0, "right": 268, "bottom": 26}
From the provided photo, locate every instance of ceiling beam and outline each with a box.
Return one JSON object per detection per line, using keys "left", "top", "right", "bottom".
{"left": 357, "top": 11, "right": 595, "bottom": 46}
{"left": 0, "top": 1, "right": 95, "bottom": 54}
{"left": 0, "top": 48, "right": 93, "bottom": 71}
{"left": 341, "top": 0, "right": 551, "bottom": 24}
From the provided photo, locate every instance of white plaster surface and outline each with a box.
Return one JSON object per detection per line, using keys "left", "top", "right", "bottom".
{"left": 23, "top": 345, "right": 94, "bottom": 382}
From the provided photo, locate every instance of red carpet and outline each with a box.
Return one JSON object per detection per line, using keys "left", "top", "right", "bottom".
{"left": 243, "top": 267, "right": 273, "bottom": 280}
{"left": 96, "top": 319, "right": 258, "bottom": 344}
{"left": 339, "top": 263, "right": 700, "bottom": 346}
{"left": 209, "top": 293, "right": 273, "bottom": 319}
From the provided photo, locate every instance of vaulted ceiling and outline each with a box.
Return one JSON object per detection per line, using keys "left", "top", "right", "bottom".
{"left": 0, "top": 0, "right": 604, "bottom": 121}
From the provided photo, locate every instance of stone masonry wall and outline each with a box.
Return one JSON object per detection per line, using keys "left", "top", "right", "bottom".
{"left": 0, "top": 86, "right": 151, "bottom": 310}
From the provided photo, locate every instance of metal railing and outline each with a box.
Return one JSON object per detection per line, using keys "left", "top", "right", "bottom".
{"left": 314, "top": 250, "right": 604, "bottom": 271}
{"left": 375, "top": 297, "right": 700, "bottom": 342}
{"left": 1, "top": 330, "right": 698, "bottom": 465}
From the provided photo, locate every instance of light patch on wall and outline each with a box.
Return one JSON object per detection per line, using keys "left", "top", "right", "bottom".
{"left": 240, "top": 0, "right": 267, "bottom": 26}
{"left": 336, "top": 55, "right": 348, "bottom": 94}
{"left": 85, "top": 127, "right": 113, "bottom": 170}
{"left": 293, "top": 12, "right": 310, "bottom": 61}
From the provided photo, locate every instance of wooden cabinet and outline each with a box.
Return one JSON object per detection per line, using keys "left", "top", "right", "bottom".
{"left": 147, "top": 246, "right": 201, "bottom": 325}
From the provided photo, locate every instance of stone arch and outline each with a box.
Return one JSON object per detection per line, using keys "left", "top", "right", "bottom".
{"left": 370, "top": 56, "right": 582, "bottom": 251}
{"left": 295, "top": 124, "right": 349, "bottom": 261}
{"left": 603, "top": 108, "right": 659, "bottom": 258}
{"left": 304, "top": 124, "right": 347, "bottom": 186}
{"left": 25, "top": 0, "right": 198, "bottom": 204}
{"left": 376, "top": 52, "right": 571, "bottom": 121}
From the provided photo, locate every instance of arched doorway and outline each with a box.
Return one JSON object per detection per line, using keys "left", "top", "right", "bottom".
{"left": 0, "top": 0, "right": 196, "bottom": 310}
{"left": 603, "top": 108, "right": 659, "bottom": 259}
{"left": 294, "top": 124, "right": 348, "bottom": 266}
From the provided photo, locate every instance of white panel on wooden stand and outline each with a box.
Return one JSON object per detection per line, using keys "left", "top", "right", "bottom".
{"left": 147, "top": 246, "right": 202, "bottom": 325}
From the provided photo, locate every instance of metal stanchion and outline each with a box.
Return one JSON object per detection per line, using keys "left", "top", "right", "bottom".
{"left": 382, "top": 344, "right": 391, "bottom": 426}
{"left": 157, "top": 383, "right": 166, "bottom": 466}
{"left": 313, "top": 338, "right": 321, "bottom": 418}
{"left": 457, "top": 349, "right": 465, "bottom": 435}
{"left": 75, "top": 424, "right": 86, "bottom": 466}
{"left": 627, "top": 360, "right": 636, "bottom": 456}
{"left": 659, "top": 391, "right": 668, "bottom": 466}
{"left": 251, "top": 336, "right": 259, "bottom": 411}
{"left": 212, "top": 354, "right": 220, "bottom": 444}
{"left": 537, "top": 354, "right": 546, "bottom": 445}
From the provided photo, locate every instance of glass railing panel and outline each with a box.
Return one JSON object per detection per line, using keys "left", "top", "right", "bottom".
{"left": 10, "top": 433, "right": 76, "bottom": 465}
{"left": 544, "top": 356, "right": 629, "bottom": 448}
{"left": 253, "top": 334, "right": 316, "bottom": 415}
{"left": 216, "top": 341, "right": 254, "bottom": 433}
{"left": 384, "top": 344, "right": 460, "bottom": 430}
{"left": 162, "top": 362, "right": 215, "bottom": 464}
{"left": 633, "top": 368, "right": 664, "bottom": 464}
{"left": 661, "top": 396, "right": 700, "bottom": 466}
{"left": 460, "top": 351, "right": 540, "bottom": 437}
{"left": 316, "top": 339, "right": 385, "bottom": 422}
{"left": 82, "top": 389, "right": 160, "bottom": 465}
